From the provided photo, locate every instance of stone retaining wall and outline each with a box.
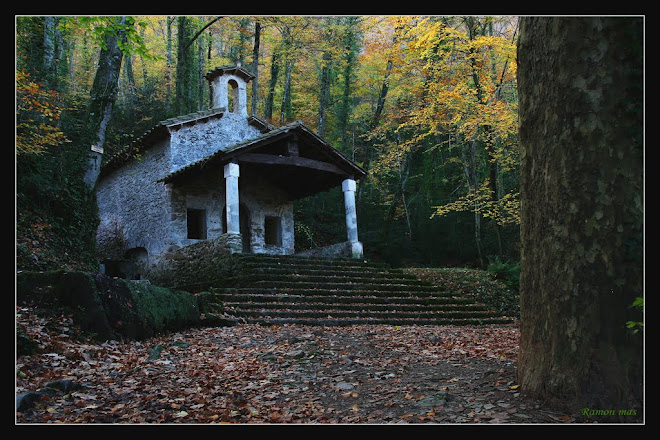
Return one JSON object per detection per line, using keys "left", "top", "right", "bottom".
{"left": 148, "top": 234, "right": 246, "bottom": 292}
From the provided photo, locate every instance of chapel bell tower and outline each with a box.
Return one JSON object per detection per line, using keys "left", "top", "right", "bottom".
{"left": 205, "top": 62, "right": 254, "bottom": 117}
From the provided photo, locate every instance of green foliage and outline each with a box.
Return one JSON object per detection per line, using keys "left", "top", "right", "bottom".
{"left": 63, "top": 16, "right": 159, "bottom": 60}
{"left": 626, "top": 296, "right": 644, "bottom": 334}
{"left": 16, "top": 78, "right": 99, "bottom": 272}
{"left": 486, "top": 256, "right": 520, "bottom": 293}
{"left": 15, "top": 16, "right": 522, "bottom": 272}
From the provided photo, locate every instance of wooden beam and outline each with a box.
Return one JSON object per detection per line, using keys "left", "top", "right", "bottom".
{"left": 237, "top": 153, "right": 347, "bottom": 175}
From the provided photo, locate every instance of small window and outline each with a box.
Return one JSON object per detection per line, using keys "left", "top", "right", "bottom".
{"left": 264, "top": 216, "right": 282, "bottom": 246}
{"left": 187, "top": 209, "right": 207, "bottom": 239}
{"left": 227, "top": 79, "right": 238, "bottom": 113}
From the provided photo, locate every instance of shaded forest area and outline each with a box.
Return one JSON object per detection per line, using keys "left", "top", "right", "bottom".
{"left": 16, "top": 16, "right": 520, "bottom": 273}
{"left": 16, "top": 16, "right": 645, "bottom": 421}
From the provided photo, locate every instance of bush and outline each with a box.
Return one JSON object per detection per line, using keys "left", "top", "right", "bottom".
{"left": 487, "top": 256, "right": 520, "bottom": 293}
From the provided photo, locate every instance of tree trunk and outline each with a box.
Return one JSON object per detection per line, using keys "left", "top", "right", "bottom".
{"left": 317, "top": 49, "right": 332, "bottom": 137}
{"left": 338, "top": 16, "right": 359, "bottom": 154}
{"left": 251, "top": 21, "right": 261, "bottom": 116}
{"left": 198, "top": 29, "right": 206, "bottom": 110}
{"left": 83, "top": 16, "right": 128, "bottom": 189}
{"left": 166, "top": 17, "right": 173, "bottom": 113}
{"left": 465, "top": 139, "right": 483, "bottom": 267}
{"left": 280, "top": 59, "right": 294, "bottom": 125}
{"left": 175, "top": 16, "right": 196, "bottom": 114}
{"left": 264, "top": 47, "right": 280, "bottom": 121}
{"left": 43, "top": 17, "right": 57, "bottom": 89}
{"left": 356, "top": 54, "right": 393, "bottom": 204}
{"left": 517, "top": 17, "right": 643, "bottom": 415}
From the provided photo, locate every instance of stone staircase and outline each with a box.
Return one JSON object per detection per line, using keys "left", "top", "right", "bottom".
{"left": 207, "top": 254, "right": 512, "bottom": 326}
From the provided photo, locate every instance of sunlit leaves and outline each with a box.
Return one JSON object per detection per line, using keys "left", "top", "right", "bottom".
{"left": 16, "top": 69, "right": 69, "bottom": 155}
{"left": 62, "top": 16, "right": 157, "bottom": 60}
{"left": 432, "top": 179, "right": 520, "bottom": 226}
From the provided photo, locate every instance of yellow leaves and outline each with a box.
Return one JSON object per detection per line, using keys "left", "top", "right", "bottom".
{"left": 16, "top": 69, "right": 69, "bottom": 155}
{"left": 398, "top": 17, "right": 518, "bottom": 142}
{"left": 432, "top": 179, "right": 521, "bottom": 226}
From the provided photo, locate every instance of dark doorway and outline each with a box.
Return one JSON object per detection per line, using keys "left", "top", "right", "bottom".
{"left": 187, "top": 208, "right": 207, "bottom": 239}
{"left": 264, "top": 216, "right": 282, "bottom": 246}
{"left": 240, "top": 204, "right": 250, "bottom": 252}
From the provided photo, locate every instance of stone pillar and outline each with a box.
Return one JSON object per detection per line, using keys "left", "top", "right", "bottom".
{"left": 342, "top": 178, "right": 363, "bottom": 258}
{"left": 224, "top": 162, "right": 240, "bottom": 235}
{"left": 342, "top": 179, "right": 358, "bottom": 242}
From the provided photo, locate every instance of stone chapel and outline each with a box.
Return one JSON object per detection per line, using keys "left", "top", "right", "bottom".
{"left": 95, "top": 64, "right": 366, "bottom": 280}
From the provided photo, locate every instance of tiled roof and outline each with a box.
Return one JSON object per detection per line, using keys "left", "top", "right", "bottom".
{"left": 159, "top": 121, "right": 366, "bottom": 184}
{"left": 159, "top": 107, "right": 226, "bottom": 127}
{"left": 205, "top": 64, "right": 256, "bottom": 82}
{"left": 99, "top": 109, "right": 274, "bottom": 177}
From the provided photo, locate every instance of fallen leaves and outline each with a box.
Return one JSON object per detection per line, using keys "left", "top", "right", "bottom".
{"left": 16, "top": 305, "right": 579, "bottom": 424}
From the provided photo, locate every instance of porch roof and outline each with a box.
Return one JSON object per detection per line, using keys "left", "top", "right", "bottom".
{"left": 158, "top": 121, "right": 366, "bottom": 199}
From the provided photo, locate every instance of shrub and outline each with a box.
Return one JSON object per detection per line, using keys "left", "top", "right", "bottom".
{"left": 487, "top": 256, "right": 520, "bottom": 293}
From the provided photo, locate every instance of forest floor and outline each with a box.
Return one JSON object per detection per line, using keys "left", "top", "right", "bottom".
{"left": 15, "top": 305, "right": 636, "bottom": 426}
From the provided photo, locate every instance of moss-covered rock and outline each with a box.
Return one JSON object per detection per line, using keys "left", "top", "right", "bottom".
{"left": 16, "top": 271, "right": 202, "bottom": 341}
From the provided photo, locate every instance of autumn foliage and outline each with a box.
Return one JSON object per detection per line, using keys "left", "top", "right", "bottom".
{"left": 16, "top": 68, "right": 69, "bottom": 155}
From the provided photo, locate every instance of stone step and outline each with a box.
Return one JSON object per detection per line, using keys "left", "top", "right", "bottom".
{"left": 222, "top": 301, "right": 490, "bottom": 313}
{"left": 203, "top": 254, "right": 513, "bottom": 326}
{"left": 245, "top": 280, "right": 442, "bottom": 292}
{"left": 235, "top": 316, "right": 513, "bottom": 326}
{"left": 213, "top": 292, "right": 477, "bottom": 306}
{"left": 247, "top": 267, "right": 419, "bottom": 281}
{"left": 230, "top": 308, "right": 501, "bottom": 320}
{"left": 219, "top": 287, "right": 455, "bottom": 298}
{"left": 239, "top": 254, "right": 389, "bottom": 270}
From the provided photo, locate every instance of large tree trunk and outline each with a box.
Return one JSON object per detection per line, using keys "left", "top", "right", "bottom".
{"left": 175, "top": 16, "right": 196, "bottom": 115}
{"left": 517, "top": 17, "right": 643, "bottom": 416}
{"left": 83, "top": 16, "right": 128, "bottom": 189}
{"left": 338, "top": 16, "right": 359, "bottom": 155}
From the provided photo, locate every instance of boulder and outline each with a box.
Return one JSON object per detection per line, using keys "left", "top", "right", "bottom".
{"left": 16, "top": 271, "right": 202, "bottom": 341}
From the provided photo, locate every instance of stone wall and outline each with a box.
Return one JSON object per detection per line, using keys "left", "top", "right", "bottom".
{"left": 169, "top": 113, "right": 262, "bottom": 172}
{"left": 295, "top": 241, "right": 363, "bottom": 259}
{"left": 240, "top": 167, "right": 295, "bottom": 256}
{"left": 148, "top": 234, "right": 246, "bottom": 292}
{"left": 170, "top": 170, "right": 226, "bottom": 249}
{"left": 96, "top": 138, "right": 174, "bottom": 263}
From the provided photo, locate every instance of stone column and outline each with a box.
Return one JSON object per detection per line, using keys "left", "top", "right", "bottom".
{"left": 342, "top": 179, "right": 358, "bottom": 243}
{"left": 224, "top": 162, "right": 240, "bottom": 235}
{"left": 342, "top": 178, "right": 363, "bottom": 258}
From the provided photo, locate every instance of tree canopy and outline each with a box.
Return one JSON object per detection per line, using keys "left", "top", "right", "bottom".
{"left": 16, "top": 15, "right": 520, "bottom": 271}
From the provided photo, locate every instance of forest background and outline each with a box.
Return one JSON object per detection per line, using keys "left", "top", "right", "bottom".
{"left": 15, "top": 15, "right": 521, "bottom": 275}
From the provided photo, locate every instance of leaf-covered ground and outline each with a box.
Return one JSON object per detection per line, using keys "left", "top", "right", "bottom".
{"left": 16, "top": 305, "right": 587, "bottom": 425}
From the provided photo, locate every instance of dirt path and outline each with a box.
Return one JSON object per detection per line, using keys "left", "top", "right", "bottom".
{"left": 15, "top": 308, "right": 599, "bottom": 424}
